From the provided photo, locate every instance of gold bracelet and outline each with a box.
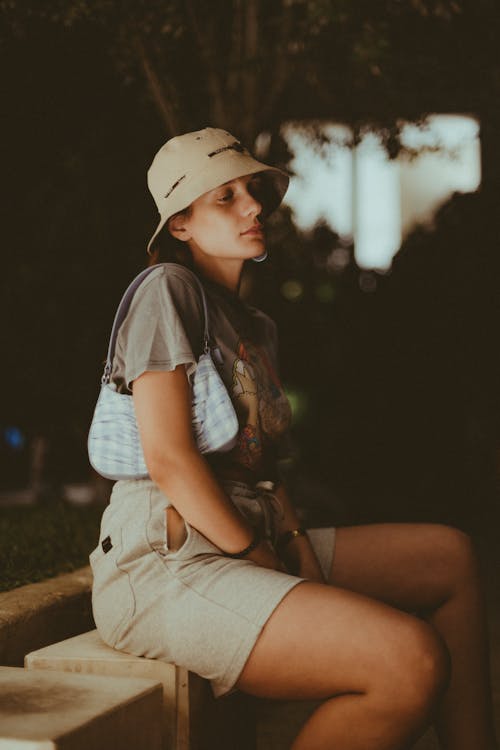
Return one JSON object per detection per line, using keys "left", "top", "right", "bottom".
{"left": 276, "top": 527, "right": 306, "bottom": 554}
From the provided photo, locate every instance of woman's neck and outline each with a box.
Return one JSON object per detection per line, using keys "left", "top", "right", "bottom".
{"left": 192, "top": 256, "right": 243, "bottom": 296}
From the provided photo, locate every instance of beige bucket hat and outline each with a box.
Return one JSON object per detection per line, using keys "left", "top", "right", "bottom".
{"left": 146, "top": 127, "right": 290, "bottom": 254}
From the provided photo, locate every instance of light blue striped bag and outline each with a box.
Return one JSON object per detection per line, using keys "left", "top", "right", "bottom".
{"left": 88, "top": 264, "right": 239, "bottom": 480}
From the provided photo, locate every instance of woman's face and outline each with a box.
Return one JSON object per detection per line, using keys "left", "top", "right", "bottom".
{"left": 169, "top": 173, "right": 267, "bottom": 264}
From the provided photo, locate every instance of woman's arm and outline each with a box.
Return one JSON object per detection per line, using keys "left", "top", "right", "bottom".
{"left": 133, "top": 365, "right": 283, "bottom": 570}
{"left": 273, "top": 483, "right": 326, "bottom": 583}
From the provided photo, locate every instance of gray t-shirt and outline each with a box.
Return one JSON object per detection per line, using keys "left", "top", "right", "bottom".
{"left": 111, "top": 263, "right": 292, "bottom": 478}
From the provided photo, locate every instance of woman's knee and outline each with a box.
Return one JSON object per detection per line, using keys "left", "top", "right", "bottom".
{"left": 433, "top": 524, "right": 480, "bottom": 592}
{"left": 379, "top": 617, "right": 450, "bottom": 721}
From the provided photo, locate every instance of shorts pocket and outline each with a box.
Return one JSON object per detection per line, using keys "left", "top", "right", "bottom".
{"left": 163, "top": 521, "right": 221, "bottom": 563}
{"left": 90, "top": 530, "right": 136, "bottom": 648}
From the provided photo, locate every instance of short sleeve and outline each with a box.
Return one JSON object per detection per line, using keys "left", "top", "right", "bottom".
{"left": 111, "top": 265, "right": 204, "bottom": 393}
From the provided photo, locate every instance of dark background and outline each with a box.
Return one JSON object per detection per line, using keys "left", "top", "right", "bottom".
{"left": 1, "top": 1, "right": 500, "bottom": 531}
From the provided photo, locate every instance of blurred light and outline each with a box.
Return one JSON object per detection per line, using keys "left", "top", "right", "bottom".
{"left": 281, "top": 122, "right": 353, "bottom": 237}
{"left": 3, "top": 426, "right": 25, "bottom": 450}
{"left": 399, "top": 115, "right": 481, "bottom": 235}
{"left": 327, "top": 247, "right": 351, "bottom": 272}
{"left": 279, "top": 115, "right": 481, "bottom": 272}
{"left": 315, "top": 281, "right": 336, "bottom": 303}
{"left": 281, "top": 279, "right": 304, "bottom": 301}
{"left": 359, "top": 271, "right": 377, "bottom": 293}
{"left": 254, "top": 131, "right": 271, "bottom": 158}
{"left": 354, "top": 132, "right": 402, "bottom": 271}
{"left": 400, "top": 114, "right": 480, "bottom": 153}
{"left": 285, "top": 387, "right": 309, "bottom": 423}
{"left": 64, "top": 483, "right": 95, "bottom": 507}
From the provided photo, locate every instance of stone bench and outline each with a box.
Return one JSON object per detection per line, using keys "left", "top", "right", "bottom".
{"left": 25, "top": 629, "right": 256, "bottom": 750}
{"left": 0, "top": 665, "right": 162, "bottom": 749}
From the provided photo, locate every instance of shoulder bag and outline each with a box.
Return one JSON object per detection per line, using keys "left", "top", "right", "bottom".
{"left": 87, "top": 264, "right": 239, "bottom": 480}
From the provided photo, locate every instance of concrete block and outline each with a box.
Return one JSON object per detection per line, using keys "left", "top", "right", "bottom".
{"left": 25, "top": 630, "right": 256, "bottom": 750}
{"left": 0, "top": 665, "right": 162, "bottom": 750}
{"left": 0, "top": 568, "right": 93, "bottom": 668}
{"left": 26, "top": 630, "right": 177, "bottom": 749}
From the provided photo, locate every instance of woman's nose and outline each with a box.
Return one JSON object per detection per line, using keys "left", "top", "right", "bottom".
{"left": 240, "top": 187, "right": 262, "bottom": 216}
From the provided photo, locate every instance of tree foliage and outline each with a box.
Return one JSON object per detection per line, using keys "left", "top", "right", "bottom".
{"left": 3, "top": 0, "right": 500, "bottom": 145}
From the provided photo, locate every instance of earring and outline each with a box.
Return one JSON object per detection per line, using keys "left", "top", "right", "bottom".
{"left": 251, "top": 251, "right": 268, "bottom": 263}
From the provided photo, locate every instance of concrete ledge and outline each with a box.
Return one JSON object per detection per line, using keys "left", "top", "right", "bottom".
{"left": 0, "top": 566, "right": 94, "bottom": 667}
{"left": 0, "top": 665, "right": 163, "bottom": 750}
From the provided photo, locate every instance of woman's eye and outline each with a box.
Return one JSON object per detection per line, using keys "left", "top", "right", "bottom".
{"left": 218, "top": 191, "right": 233, "bottom": 203}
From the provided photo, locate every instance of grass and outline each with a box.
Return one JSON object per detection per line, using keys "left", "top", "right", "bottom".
{"left": 0, "top": 500, "right": 102, "bottom": 592}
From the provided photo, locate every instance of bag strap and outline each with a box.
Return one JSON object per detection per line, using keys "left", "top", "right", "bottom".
{"left": 101, "top": 263, "right": 211, "bottom": 384}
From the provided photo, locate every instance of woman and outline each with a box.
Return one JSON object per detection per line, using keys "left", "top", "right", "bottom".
{"left": 90, "top": 127, "right": 498, "bottom": 749}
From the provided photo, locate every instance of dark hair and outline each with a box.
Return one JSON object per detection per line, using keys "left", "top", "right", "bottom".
{"left": 147, "top": 205, "right": 194, "bottom": 268}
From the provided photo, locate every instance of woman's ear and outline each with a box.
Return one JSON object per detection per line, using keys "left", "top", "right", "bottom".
{"left": 168, "top": 213, "right": 191, "bottom": 242}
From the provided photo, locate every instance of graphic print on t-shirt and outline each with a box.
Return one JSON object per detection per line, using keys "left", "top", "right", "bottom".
{"left": 230, "top": 338, "right": 291, "bottom": 470}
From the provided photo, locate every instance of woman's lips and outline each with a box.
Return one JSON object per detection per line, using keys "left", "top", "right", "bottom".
{"left": 242, "top": 226, "right": 264, "bottom": 236}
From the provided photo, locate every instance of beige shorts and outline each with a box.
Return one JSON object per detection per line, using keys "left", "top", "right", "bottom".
{"left": 90, "top": 478, "right": 336, "bottom": 698}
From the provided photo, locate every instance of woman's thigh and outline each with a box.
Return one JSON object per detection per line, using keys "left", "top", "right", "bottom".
{"left": 235, "top": 579, "right": 447, "bottom": 700}
{"left": 330, "top": 522, "right": 476, "bottom": 613}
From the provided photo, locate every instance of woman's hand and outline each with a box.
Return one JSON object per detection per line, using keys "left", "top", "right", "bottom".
{"left": 282, "top": 537, "right": 326, "bottom": 583}
{"left": 272, "top": 484, "right": 327, "bottom": 583}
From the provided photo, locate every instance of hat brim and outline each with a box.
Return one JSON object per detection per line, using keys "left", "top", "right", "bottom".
{"left": 146, "top": 153, "right": 289, "bottom": 255}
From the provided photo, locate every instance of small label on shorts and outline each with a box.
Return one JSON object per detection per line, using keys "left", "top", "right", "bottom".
{"left": 101, "top": 536, "right": 113, "bottom": 553}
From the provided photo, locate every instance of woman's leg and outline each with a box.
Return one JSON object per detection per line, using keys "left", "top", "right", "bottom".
{"left": 236, "top": 581, "right": 450, "bottom": 750}
{"left": 329, "top": 523, "right": 498, "bottom": 750}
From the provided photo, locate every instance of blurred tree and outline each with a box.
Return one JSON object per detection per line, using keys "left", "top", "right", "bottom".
{"left": 2, "top": 0, "right": 500, "bottom": 147}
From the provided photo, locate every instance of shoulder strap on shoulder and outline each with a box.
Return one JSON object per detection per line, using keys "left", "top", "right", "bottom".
{"left": 101, "top": 263, "right": 210, "bottom": 384}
